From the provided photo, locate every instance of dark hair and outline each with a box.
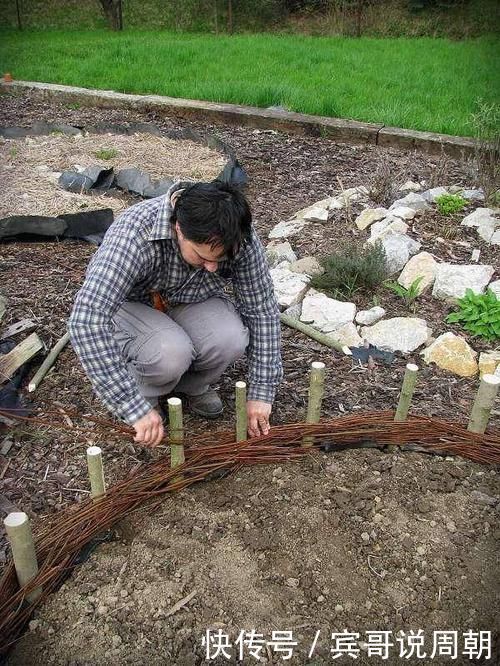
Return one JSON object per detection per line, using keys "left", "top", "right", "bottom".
{"left": 173, "top": 182, "right": 252, "bottom": 260}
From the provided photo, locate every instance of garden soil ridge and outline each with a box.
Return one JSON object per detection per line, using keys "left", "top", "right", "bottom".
{"left": 1, "top": 79, "right": 477, "bottom": 159}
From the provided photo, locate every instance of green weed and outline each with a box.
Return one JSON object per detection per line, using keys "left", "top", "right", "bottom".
{"left": 94, "top": 148, "right": 119, "bottom": 160}
{"left": 446, "top": 288, "right": 500, "bottom": 342}
{"left": 435, "top": 193, "right": 467, "bottom": 216}
{"left": 384, "top": 276, "right": 424, "bottom": 312}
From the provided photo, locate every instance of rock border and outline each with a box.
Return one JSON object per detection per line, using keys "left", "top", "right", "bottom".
{"left": 1, "top": 80, "right": 477, "bottom": 159}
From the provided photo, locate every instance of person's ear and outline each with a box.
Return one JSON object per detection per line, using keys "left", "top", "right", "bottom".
{"left": 175, "top": 221, "right": 183, "bottom": 240}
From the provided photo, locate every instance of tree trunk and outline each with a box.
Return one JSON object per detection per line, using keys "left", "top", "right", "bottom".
{"left": 99, "top": 0, "right": 123, "bottom": 31}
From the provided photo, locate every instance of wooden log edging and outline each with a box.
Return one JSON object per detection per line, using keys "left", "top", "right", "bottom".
{"left": 0, "top": 80, "right": 477, "bottom": 158}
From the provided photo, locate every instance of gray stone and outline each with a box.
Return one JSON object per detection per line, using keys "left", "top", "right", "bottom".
{"left": 378, "top": 233, "right": 421, "bottom": 275}
{"left": 369, "top": 217, "right": 409, "bottom": 241}
{"left": 398, "top": 252, "right": 438, "bottom": 294}
{"left": 302, "top": 205, "right": 329, "bottom": 222}
{"left": 289, "top": 256, "right": 324, "bottom": 277}
{"left": 389, "top": 192, "right": 430, "bottom": 213}
{"left": 487, "top": 279, "right": 500, "bottom": 298}
{"left": 356, "top": 306, "right": 386, "bottom": 326}
{"left": 270, "top": 267, "right": 310, "bottom": 308}
{"left": 355, "top": 207, "right": 387, "bottom": 230}
{"left": 432, "top": 263, "right": 495, "bottom": 300}
{"left": 470, "top": 490, "right": 497, "bottom": 506}
{"left": 421, "top": 186, "right": 448, "bottom": 202}
{"left": 283, "top": 302, "right": 302, "bottom": 320}
{"left": 265, "top": 240, "right": 297, "bottom": 267}
{"left": 361, "top": 317, "right": 432, "bottom": 353}
{"left": 461, "top": 208, "right": 500, "bottom": 244}
{"left": 461, "top": 188, "right": 485, "bottom": 201}
{"left": 300, "top": 289, "right": 356, "bottom": 332}
{"left": 268, "top": 218, "right": 308, "bottom": 239}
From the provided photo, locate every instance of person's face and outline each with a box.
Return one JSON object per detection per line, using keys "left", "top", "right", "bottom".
{"left": 175, "top": 222, "right": 226, "bottom": 272}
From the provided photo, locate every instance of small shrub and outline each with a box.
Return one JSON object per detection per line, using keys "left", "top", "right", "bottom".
{"left": 368, "top": 155, "right": 401, "bottom": 206}
{"left": 94, "top": 148, "right": 119, "bottom": 160}
{"left": 435, "top": 193, "right": 467, "bottom": 216}
{"left": 446, "top": 288, "right": 500, "bottom": 342}
{"left": 311, "top": 242, "right": 387, "bottom": 299}
{"left": 384, "top": 276, "right": 424, "bottom": 312}
{"left": 469, "top": 100, "right": 500, "bottom": 206}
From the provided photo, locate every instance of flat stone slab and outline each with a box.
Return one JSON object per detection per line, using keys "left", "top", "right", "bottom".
{"left": 355, "top": 306, "right": 386, "bottom": 326}
{"left": 355, "top": 207, "right": 387, "bottom": 231}
{"left": 265, "top": 241, "right": 297, "bottom": 267}
{"left": 270, "top": 267, "right": 310, "bottom": 308}
{"left": 361, "top": 317, "right": 432, "bottom": 353}
{"left": 421, "top": 332, "right": 478, "bottom": 377}
{"left": 300, "top": 290, "right": 356, "bottom": 332}
{"left": 389, "top": 192, "right": 430, "bottom": 214}
{"left": 461, "top": 208, "right": 500, "bottom": 244}
{"left": 269, "top": 218, "right": 308, "bottom": 239}
{"left": 326, "top": 322, "right": 363, "bottom": 347}
{"left": 432, "top": 263, "right": 495, "bottom": 300}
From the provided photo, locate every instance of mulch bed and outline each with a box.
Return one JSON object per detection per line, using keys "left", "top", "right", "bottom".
{"left": 0, "top": 92, "right": 498, "bottom": 665}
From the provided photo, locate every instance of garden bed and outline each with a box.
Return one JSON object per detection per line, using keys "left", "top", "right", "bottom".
{"left": 0, "top": 92, "right": 498, "bottom": 665}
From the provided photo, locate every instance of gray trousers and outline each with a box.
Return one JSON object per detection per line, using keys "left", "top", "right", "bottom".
{"left": 112, "top": 298, "right": 249, "bottom": 399}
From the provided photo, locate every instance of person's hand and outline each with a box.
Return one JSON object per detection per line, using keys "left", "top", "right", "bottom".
{"left": 132, "top": 409, "right": 164, "bottom": 447}
{"left": 247, "top": 400, "right": 272, "bottom": 438}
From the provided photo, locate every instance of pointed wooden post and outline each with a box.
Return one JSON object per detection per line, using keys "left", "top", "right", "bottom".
{"left": 86, "top": 446, "right": 106, "bottom": 499}
{"left": 168, "top": 397, "right": 185, "bottom": 468}
{"left": 235, "top": 381, "right": 247, "bottom": 442}
{"left": 468, "top": 374, "right": 500, "bottom": 434}
{"left": 4, "top": 512, "right": 42, "bottom": 602}
{"left": 303, "top": 361, "right": 326, "bottom": 448}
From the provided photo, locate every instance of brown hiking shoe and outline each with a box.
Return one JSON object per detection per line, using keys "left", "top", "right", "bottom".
{"left": 185, "top": 389, "right": 224, "bottom": 418}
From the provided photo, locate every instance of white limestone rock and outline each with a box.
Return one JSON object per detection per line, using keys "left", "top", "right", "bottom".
{"left": 369, "top": 217, "right": 409, "bottom": 241}
{"left": 326, "top": 322, "right": 363, "bottom": 348}
{"left": 361, "top": 317, "right": 432, "bottom": 353}
{"left": 283, "top": 302, "right": 302, "bottom": 320}
{"left": 300, "top": 289, "right": 356, "bottom": 332}
{"left": 487, "top": 279, "right": 500, "bottom": 298}
{"left": 270, "top": 266, "right": 311, "bottom": 308}
{"left": 421, "top": 332, "right": 478, "bottom": 377}
{"left": 479, "top": 351, "right": 500, "bottom": 377}
{"left": 289, "top": 256, "right": 324, "bottom": 277}
{"left": 269, "top": 218, "right": 308, "bottom": 239}
{"left": 302, "top": 205, "right": 329, "bottom": 222}
{"left": 421, "top": 186, "right": 449, "bottom": 202}
{"left": 388, "top": 206, "right": 417, "bottom": 221}
{"left": 377, "top": 233, "right": 421, "bottom": 275}
{"left": 356, "top": 306, "right": 386, "bottom": 326}
{"left": 355, "top": 207, "right": 388, "bottom": 230}
{"left": 397, "top": 252, "right": 438, "bottom": 294}
{"left": 265, "top": 241, "right": 297, "bottom": 267}
{"left": 461, "top": 208, "right": 500, "bottom": 244}
{"left": 461, "top": 188, "right": 485, "bottom": 202}
{"left": 389, "top": 192, "right": 430, "bottom": 214}
{"left": 432, "top": 263, "right": 495, "bottom": 300}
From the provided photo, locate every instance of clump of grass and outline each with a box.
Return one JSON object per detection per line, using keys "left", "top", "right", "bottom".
{"left": 435, "top": 193, "right": 467, "bottom": 216}
{"left": 94, "top": 148, "right": 119, "bottom": 160}
{"left": 368, "top": 155, "right": 401, "bottom": 206}
{"left": 311, "top": 241, "right": 388, "bottom": 299}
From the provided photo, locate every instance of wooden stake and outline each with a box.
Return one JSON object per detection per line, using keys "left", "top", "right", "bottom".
{"left": 303, "top": 361, "right": 326, "bottom": 447}
{"left": 235, "top": 381, "right": 247, "bottom": 442}
{"left": 28, "top": 331, "right": 70, "bottom": 392}
{"left": 86, "top": 446, "right": 106, "bottom": 499}
{"left": 168, "top": 397, "right": 185, "bottom": 468}
{"left": 4, "top": 512, "right": 41, "bottom": 602}
{"left": 280, "top": 314, "right": 352, "bottom": 355}
{"left": 395, "top": 363, "right": 419, "bottom": 422}
{"left": 0, "top": 332, "right": 43, "bottom": 382}
{"left": 468, "top": 374, "right": 500, "bottom": 434}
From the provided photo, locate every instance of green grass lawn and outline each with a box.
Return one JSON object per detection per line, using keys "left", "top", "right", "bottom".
{"left": 0, "top": 30, "right": 498, "bottom": 136}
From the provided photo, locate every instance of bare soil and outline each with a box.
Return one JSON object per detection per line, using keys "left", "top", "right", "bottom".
{"left": 0, "top": 92, "right": 498, "bottom": 665}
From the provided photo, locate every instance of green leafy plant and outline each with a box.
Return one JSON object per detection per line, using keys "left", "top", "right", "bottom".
{"left": 311, "top": 241, "right": 387, "bottom": 299}
{"left": 435, "top": 193, "right": 467, "bottom": 216}
{"left": 446, "top": 288, "right": 500, "bottom": 342}
{"left": 384, "top": 276, "right": 424, "bottom": 311}
{"left": 94, "top": 148, "right": 119, "bottom": 160}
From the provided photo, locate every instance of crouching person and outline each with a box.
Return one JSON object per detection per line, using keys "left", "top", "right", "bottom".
{"left": 68, "top": 181, "right": 283, "bottom": 446}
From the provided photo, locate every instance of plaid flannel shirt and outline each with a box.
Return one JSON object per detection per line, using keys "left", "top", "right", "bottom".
{"left": 68, "top": 181, "right": 283, "bottom": 425}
